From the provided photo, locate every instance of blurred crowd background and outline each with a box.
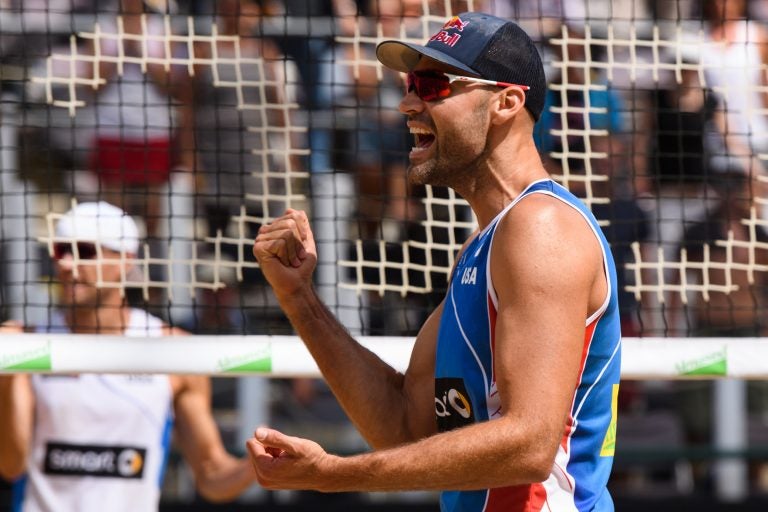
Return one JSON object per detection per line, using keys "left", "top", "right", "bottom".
{"left": 1, "top": 0, "right": 768, "bottom": 509}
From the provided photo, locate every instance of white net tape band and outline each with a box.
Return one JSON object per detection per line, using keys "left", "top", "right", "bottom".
{"left": 0, "top": 335, "right": 760, "bottom": 380}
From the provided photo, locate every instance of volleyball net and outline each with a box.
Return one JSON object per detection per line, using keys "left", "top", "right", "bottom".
{"left": 0, "top": 0, "right": 767, "bottom": 379}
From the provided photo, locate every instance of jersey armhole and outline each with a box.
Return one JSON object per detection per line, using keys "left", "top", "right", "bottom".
{"left": 487, "top": 188, "right": 612, "bottom": 323}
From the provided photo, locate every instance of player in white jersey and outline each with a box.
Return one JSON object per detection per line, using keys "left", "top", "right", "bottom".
{"left": 0, "top": 202, "right": 256, "bottom": 512}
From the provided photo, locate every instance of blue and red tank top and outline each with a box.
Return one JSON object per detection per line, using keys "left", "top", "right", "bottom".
{"left": 434, "top": 179, "right": 621, "bottom": 511}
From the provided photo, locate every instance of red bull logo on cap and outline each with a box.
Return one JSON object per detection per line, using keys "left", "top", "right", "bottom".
{"left": 429, "top": 30, "right": 460, "bottom": 47}
{"left": 429, "top": 15, "right": 469, "bottom": 47}
{"left": 442, "top": 16, "right": 469, "bottom": 32}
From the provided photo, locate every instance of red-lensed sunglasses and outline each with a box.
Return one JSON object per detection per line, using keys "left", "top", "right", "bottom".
{"left": 406, "top": 70, "right": 530, "bottom": 102}
{"left": 52, "top": 242, "right": 98, "bottom": 260}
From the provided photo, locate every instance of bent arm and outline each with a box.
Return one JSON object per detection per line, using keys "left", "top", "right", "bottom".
{"left": 253, "top": 210, "right": 437, "bottom": 448}
{"left": 250, "top": 199, "right": 603, "bottom": 492}
{"left": 250, "top": 199, "right": 601, "bottom": 491}
{"left": 172, "top": 375, "right": 255, "bottom": 502}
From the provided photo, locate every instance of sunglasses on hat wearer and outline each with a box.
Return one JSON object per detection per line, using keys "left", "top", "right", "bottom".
{"left": 405, "top": 70, "right": 530, "bottom": 102}
{"left": 53, "top": 242, "right": 99, "bottom": 260}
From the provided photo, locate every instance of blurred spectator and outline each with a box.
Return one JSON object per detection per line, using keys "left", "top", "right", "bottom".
{"left": 682, "top": 174, "right": 768, "bottom": 338}
{"left": 318, "top": 0, "right": 435, "bottom": 337}
{"left": 479, "top": 0, "right": 587, "bottom": 40}
{"left": 319, "top": 0, "right": 421, "bottom": 241}
{"left": 191, "top": 0, "right": 302, "bottom": 333}
{"left": 676, "top": 172, "right": 768, "bottom": 489}
{"left": 637, "top": 57, "right": 719, "bottom": 199}
{"left": 275, "top": 0, "right": 336, "bottom": 174}
{"left": 7, "top": 0, "right": 104, "bottom": 193}
{"left": 83, "top": 0, "right": 193, "bottom": 238}
{"left": 195, "top": 0, "right": 300, "bottom": 226}
{"left": 699, "top": 0, "right": 768, "bottom": 182}
{"left": 534, "top": 25, "right": 626, "bottom": 197}
{"left": 634, "top": 52, "right": 724, "bottom": 336}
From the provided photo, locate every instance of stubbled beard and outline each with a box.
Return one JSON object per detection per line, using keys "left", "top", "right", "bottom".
{"left": 407, "top": 159, "right": 446, "bottom": 187}
{"left": 408, "top": 100, "right": 491, "bottom": 187}
{"left": 407, "top": 123, "right": 489, "bottom": 189}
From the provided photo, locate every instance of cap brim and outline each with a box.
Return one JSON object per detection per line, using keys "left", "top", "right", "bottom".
{"left": 376, "top": 40, "right": 479, "bottom": 76}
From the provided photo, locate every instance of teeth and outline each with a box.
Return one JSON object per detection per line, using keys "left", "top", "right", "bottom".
{"left": 409, "top": 127, "right": 432, "bottom": 135}
{"left": 411, "top": 146, "right": 429, "bottom": 152}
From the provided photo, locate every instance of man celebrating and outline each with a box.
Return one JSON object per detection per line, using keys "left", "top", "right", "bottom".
{"left": 0, "top": 201, "right": 256, "bottom": 511}
{"left": 250, "top": 12, "right": 621, "bottom": 511}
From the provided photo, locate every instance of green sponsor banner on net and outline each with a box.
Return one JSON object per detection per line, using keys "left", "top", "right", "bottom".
{"left": 0, "top": 343, "right": 52, "bottom": 371}
{"left": 217, "top": 348, "right": 272, "bottom": 374}
{"left": 675, "top": 348, "right": 727, "bottom": 377}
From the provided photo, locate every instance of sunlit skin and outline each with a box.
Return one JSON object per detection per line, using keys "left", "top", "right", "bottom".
{"left": 55, "top": 247, "right": 134, "bottom": 334}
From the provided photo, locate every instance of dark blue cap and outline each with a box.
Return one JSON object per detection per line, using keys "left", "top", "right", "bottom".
{"left": 376, "top": 12, "right": 546, "bottom": 121}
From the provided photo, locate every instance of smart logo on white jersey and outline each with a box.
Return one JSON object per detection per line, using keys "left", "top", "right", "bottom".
{"left": 460, "top": 266, "right": 477, "bottom": 285}
{"left": 44, "top": 442, "right": 146, "bottom": 479}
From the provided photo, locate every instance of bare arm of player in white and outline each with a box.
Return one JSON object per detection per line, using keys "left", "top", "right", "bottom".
{"left": 171, "top": 373, "right": 257, "bottom": 501}
{"left": 252, "top": 209, "right": 437, "bottom": 449}
{"left": 0, "top": 322, "right": 35, "bottom": 481}
{"left": 248, "top": 200, "right": 604, "bottom": 491}
{"left": 164, "top": 324, "right": 255, "bottom": 502}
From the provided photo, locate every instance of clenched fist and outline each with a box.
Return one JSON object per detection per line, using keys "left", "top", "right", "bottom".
{"left": 252, "top": 209, "right": 318, "bottom": 301}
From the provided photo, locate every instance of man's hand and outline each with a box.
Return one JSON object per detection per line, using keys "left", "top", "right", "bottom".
{"left": 252, "top": 209, "right": 317, "bottom": 300}
{"left": 246, "top": 427, "right": 336, "bottom": 491}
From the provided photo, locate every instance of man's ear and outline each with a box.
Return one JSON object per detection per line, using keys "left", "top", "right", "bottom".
{"left": 491, "top": 87, "right": 527, "bottom": 125}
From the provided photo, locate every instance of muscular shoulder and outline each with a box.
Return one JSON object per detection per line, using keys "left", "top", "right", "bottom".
{"left": 500, "top": 192, "right": 596, "bottom": 248}
{"left": 491, "top": 193, "right": 601, "bottom": 291}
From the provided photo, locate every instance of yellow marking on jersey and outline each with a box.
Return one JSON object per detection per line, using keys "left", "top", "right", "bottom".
{"left": 600, "top": 384, "right": 619, "bottom": 457}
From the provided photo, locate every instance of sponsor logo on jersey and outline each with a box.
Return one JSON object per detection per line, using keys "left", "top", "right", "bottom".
{"left": 435, "top": 377, "right": 474, "bottom": 431}
{"left": 44, "top": 442, "right": 146, "bottom": 478}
